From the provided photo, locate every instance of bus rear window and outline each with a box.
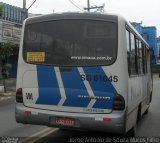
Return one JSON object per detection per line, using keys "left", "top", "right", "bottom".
{"left": 23, "top": 19, "right": 118, "bottom": 66}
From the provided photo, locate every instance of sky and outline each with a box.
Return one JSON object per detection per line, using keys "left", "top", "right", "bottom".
{"left": 1, "top": 0, "right": 160, "bottom": 36}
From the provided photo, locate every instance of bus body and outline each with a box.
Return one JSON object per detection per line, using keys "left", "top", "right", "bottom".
{"left": 15, "top": 13, "right": 152, "bottom": 135}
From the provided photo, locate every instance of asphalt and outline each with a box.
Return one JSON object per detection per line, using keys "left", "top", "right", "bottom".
{"left": 0, "top": 97, "right": 47, "bottom": 137}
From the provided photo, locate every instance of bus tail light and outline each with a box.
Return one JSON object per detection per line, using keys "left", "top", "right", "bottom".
{"left": 113, "top": 94, "right": 125, "bottom": 110}
{"left": 24, "top": 111, "right": 32, "bottom": 115}
{"left": 16, "top": 88, "right": 23, "bottom": 103}
{"left": 103, "top": 118, "right": 112, "bottom": 122}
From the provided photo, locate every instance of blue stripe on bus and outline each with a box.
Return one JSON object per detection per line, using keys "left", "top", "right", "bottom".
{"left": 60, "top": 67, "right": 90, "bottom": 107}
{"left": 36, "top": 65, "right": 61, "bottom": 105}
{"left": 35, "top": 65, "right": 116, "bottom": 109}
{"left": 83, "top": 67, "right": 117, "bottom": 109}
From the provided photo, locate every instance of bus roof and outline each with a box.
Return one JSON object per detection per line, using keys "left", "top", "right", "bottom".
{"left": 25, "top": 12, "right": 118, "bottom": 25}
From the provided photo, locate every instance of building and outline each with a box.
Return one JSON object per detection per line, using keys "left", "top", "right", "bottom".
{"left": 157, "top": 37, "right": 160, "bottom": 64}
{"left": 0, "top": 2, "right": 23, "bottom": 78}
{"left": 0, "top": 20, "right": 22, "bottom": 45}
{"left": 0, "top": 2, "right": 24, "bottom": 24}
{"left": 132, "top": 22, "right": 157, "bottom": 63}
{"left": 142, "top": 27, "right": 157, "bottom": 55}
{"left": 132, "top": 22, "right": 143, "bottom": 35}
{"left": 0, "top": 2, "right": 42, "bottom": 78}
{"left": 0, "top": 2, "right": 23, "bottom": 44}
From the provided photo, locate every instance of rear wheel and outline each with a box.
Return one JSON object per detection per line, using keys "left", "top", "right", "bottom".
{"left": 144, "top": 107, "right": 149, "bottom": 114}
{"left": 150, "top": 92, "right": 152, "bottom": 103}
{"left": 126, "top": 122, "right": 137, "bottom": 137}
{"left": 126, "top": 106, "right": 139, "bottom": 137}
{"left": 137, "top": 103, "right": 142, "bottom": 121}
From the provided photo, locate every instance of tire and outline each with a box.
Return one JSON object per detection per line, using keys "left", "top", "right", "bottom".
{"left": 144, "top": 107, "right": 149, "bottom": 114}
{"left": 126, "top": 107, "right": 139, "bottom": 137}
{"left": 150, "top": 92, "right": 152, "bottom": 103}
{"left": 137, "top": 104, "right": 142, "bottom": 121}
{"left": 126, "top": 123, "right": 137, "bottom": 137}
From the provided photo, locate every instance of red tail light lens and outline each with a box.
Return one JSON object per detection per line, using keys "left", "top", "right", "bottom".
{"left": 113, "top": 94, "right": 125, "bottom": 110}
{"left": 16, "top": 88, "right": 23, "bottom": 103}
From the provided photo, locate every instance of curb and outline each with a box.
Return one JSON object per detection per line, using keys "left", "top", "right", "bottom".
{"left": 0, "top": 92, "right": 16, "bottom": 96}
{"left": 0, "top": 92, "right": 16, "bottom": 101}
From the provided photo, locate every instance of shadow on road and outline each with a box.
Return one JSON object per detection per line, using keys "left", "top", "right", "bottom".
{"left": 34, "top": 129, "right": 128, "bottom": 143}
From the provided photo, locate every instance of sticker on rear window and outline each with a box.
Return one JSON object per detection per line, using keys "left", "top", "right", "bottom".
{"left": 27, "top": 52, "right": 45, "bottom": 62}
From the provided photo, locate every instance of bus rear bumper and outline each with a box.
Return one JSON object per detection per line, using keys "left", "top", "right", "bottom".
{"left": 15, "top": 103, "right": 127, "bottom": 134}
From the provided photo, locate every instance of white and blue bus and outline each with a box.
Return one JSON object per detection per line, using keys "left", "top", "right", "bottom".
{"left": 15, "top": 13, "right": 152, "bottom": 136}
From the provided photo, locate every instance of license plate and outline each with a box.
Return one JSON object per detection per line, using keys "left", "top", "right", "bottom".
{"left": 55, "top": 117, "right": 75, "bottom": 126}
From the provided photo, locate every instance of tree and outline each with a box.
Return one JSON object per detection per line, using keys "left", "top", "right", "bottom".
{"left": 0, "top": 41, "right": 18, "bottom": 92}
{"left": 0, "top": 3, "right": 3, "bottom": 17}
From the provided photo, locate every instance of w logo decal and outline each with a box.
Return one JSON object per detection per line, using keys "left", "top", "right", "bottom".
{"left": 26, "top": 93, "right": 33, "bottom": 100}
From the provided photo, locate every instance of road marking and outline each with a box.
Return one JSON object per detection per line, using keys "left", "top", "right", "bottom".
{"left": 19, "top": 127, "right": 59, "bottom": 143}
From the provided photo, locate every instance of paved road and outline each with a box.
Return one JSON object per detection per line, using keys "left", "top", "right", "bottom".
{"left": 0, "top": 78, "right": 160, "bottom": 143}
{"left": 136, "top": 78, "right": 160, "bottom": 137}
{"left": 0, "top": 98, "right": 47, "bottom": 137}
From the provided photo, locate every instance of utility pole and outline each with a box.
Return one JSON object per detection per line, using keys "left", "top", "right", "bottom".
{"left": 87, "top": 0, "right": 90, "bottom": 12}
{"left": 23, "top": 0, "right": 37, "bottom": 21}
{"left": 23, "top": 0, "right": 26, "bottom": 9}
{"left": 23, "top": 0, "right": 28, "bottom": 21}
{"left": 84, "top": 0, "right": 105, "bottom": 13}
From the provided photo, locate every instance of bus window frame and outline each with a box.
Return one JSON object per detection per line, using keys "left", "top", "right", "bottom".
{"left": 23, "top": 19, "right": 118, "bottom": 67}
{"left": 126, "top": 24, "right": 149, "bottom": 77}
